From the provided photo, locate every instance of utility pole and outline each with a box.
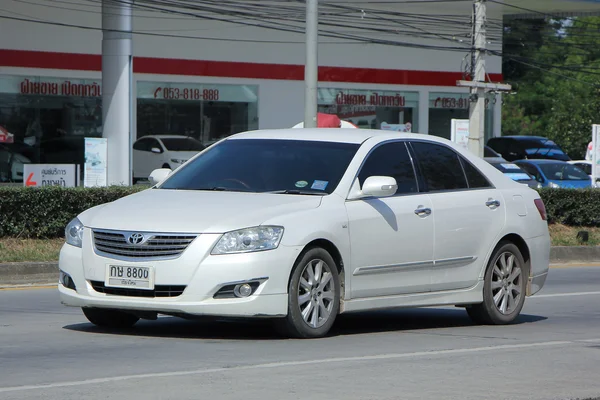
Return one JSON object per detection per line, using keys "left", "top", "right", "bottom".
{"left": 457, "top": 0, "right": 510, "bottom": 157}
{"left": 304, "top": 0, "right": 318, "bottom": 128}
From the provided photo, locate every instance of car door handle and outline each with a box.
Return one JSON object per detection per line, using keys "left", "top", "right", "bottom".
{"left": 414, "top": 207, "right": 432, "bottom": 216}
{"left": 486, "top": 199, "right": 501, "bottom": 208}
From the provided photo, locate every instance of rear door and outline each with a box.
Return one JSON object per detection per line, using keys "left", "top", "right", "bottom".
{"left": 409, "top": 141, "right": 506, "bottom": 292}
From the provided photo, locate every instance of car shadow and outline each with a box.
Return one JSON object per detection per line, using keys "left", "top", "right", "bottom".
{"left": 62, "top": 307, "right": 547, "bottom": 341}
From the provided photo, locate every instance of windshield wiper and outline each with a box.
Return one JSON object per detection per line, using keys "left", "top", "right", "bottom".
{"left": 266, "top": 189, "right": 326, "bottom": 196}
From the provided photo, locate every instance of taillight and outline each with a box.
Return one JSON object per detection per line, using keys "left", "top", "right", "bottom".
{"left": 534, "top": 198, "right": 547, "bottom": 220}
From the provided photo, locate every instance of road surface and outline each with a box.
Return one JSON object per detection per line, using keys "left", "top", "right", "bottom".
{"left": 1, "top": 266, "right": 599, "bottom": 400}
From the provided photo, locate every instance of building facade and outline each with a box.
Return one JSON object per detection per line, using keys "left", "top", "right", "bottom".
{"left": 2, "top": 0, "right": 598, "bottom": 183}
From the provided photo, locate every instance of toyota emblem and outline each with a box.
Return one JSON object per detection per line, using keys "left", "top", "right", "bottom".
{"left": 127, "top": 233, "right": 145, "bottom": 245}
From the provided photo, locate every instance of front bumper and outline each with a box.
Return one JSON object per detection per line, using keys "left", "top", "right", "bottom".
{"left": 58, "top": 230, "right": 302, "bottom": 317}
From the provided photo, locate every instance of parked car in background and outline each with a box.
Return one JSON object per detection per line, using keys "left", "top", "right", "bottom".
{"left": 59, "top": 128, "right": 550, "bottom": 338}
{"left": 133, "top": 135, "right": 205, "bottom": 182}
{"left": 487, "top": 136, "right": 570, "bottom": 162}
{"left": 0, "top": 143, "right": 31, "bottom": 182}
{"left": 567, "top": 160, "right": 599, "bottom": 187}
{"left": 515, "top": 159, "right": 592, "bottom": 189}
{"left": 484, "top": 157, "right": 541, "bottom": 189}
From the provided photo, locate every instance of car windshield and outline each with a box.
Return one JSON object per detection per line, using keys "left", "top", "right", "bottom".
{"left": 490, "top": 162, "right": 533, "bottom": 181}
{"left": 159, "top": 139, "right": 360, "bottom": 194}
{"left": 522, "top": 139, "right": 568, "bottom": 158}
{"left": 160, "top": 137, "right": 205, "bottom": 152}
{"left": 538, "top": 163, "right": 590, "bottom": 181}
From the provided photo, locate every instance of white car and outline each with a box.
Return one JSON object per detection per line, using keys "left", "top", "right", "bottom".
{"left": 132, "top": 135, "right": 205, "bottom": 182}
{"left": 0, "top": 144, "right": 30, "bottom": 182}
{"left": 567, "top": 160, "right": 598, "bottom": 186}
{"left": 59, "top": 129, "right": 550, "bottom": 338}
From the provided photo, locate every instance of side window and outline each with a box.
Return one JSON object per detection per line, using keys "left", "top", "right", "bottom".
{"left": 410, "top": 142, "right": 468, "bottom": 192}
{"left": 358, "top": 142, "right": 417, "bottom": 195}
{"left": 519, "top": 163, "right": 542, "bottom": 181}
{"left": 133, "top": 139, "right": 150, "bottom": 152}
{"left": 459, "top": 157, "right": 492, "bottom": 188}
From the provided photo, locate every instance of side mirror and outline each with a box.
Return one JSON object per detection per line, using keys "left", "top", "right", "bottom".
{"left": 148, "top": 168, "right": 171, "bottom": 185}
{"left": 348, "top": 176, "right": 397, "bottom": 200}
{"left": 151, "top": 147, "right": 162, "bottom": 154}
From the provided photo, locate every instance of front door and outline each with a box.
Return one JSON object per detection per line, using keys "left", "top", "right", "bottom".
{"left": 345, "top": 141, "right": 434, "bottom": 299}
{"left": 409, "top": 141, "right": 506, "bottom": 292}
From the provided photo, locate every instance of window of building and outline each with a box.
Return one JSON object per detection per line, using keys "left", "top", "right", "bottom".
{"left": 136, "top": 82, "right": 258, "bottom": 147}
{"left": 317, "top": 88, "right": 419, "bottom": 131}
{"left": 428, "top": 92, "right": 495, "bottom": 142}
{"left": 358, "top": 142, "right": 418, "bottom": 194}
{"left": 0, "top": 75, "right": 102, "bottom": 182}
{"left": 410, "top": 141, "right": 468, "bottom": 192}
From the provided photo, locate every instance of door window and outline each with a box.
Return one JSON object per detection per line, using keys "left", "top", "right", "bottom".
{"left": 459, "top": 157, "right": 492, "bottom": 188}
{"left": 133, "top": 138, "right": 152, "bottom": 152}
{"left": 357, "top": 142, "right": 418, "bottom": 195}
{"left": 410, "top": 142, "right": 468, "bottom": 191}
{"left": 518, "top": 163, "right": 543, "bottom": 182}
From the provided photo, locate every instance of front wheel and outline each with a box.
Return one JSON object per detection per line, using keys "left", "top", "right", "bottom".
{"left": 82, "top": 308, "right": 140, "bottom": 328}
{"left": 277, "top": 247, "right": 340, "bottom": 338}
{"left": 467, "top": 242, "right": 527, "bottom": 325}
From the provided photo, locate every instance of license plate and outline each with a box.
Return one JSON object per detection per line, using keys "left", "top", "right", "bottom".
{"left": 105, "top": 265, "right": 154, "bottom": 290}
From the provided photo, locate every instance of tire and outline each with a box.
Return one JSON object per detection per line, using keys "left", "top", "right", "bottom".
{"left": 277, "top": 247, "right": 340, "bottom": 338}
{"left": 82, "top": 308, "right": 140, "bottom": 328}
{"left": 466, "top": 242, "right": 527, "bottom": 325}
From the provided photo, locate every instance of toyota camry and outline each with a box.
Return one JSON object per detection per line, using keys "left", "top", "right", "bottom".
{"left": 58, "top": 128, "right": 550, "bottom": 338}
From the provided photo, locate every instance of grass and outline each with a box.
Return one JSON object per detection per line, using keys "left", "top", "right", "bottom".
{"left": 0, "top": 238, "right": 64, "bottom": 263}
{"left": 0, "top": 224, "right": 598, "bottom": 263}
{"left": 548, "top": 224, "right": 600, "bottom": 246}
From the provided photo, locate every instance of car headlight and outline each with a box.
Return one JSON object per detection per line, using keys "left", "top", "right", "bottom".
{"left": 170, "top": 158, "right": 187, "bottom": 164}
{"left": 549, "top": 182, "right": 560, "bottom": 189}
{"left": 536, "top": 182, "right": 543, "bottom": 189}
{"left": 65, "top": 217, "right": 84, "bottom": 248}
{"left": 211, "top": 226, "right": 284, "bottom": 255}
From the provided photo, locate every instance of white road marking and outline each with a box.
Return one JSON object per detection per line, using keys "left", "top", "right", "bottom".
{"left": 0, "top": 339, "right": 587, "bottom": 393}
{"left": 532, "top": 291, "right": 600, "bottom": 299}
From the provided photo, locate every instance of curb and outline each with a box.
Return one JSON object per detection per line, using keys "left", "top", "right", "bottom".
{"left": 0, "top": 262, "right": 58, "bottom": 286}
{"left": 1, "top": 247, "right": 600, "bottom": 288}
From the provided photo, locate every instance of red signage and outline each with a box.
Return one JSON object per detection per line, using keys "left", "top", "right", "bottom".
{"left": 20, "top": 79, "right": 101, "bottom": 97}
{"left": 433, "top": 96, "right": 491, "bottom": 109}
{"left": 335, "top": 92, "right": 405, "bottom": 107}
{"left": 153, "top": 87, "right": 220, "bottom": 101}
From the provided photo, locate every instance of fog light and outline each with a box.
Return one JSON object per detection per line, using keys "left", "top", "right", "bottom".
{"left": 59, "top": 270, "right": 76, "bottom": 290}
{"left": 234, "top": 283, "right": 253, "bottom": 298}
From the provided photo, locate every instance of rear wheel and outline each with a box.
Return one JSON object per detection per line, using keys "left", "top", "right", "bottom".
{"left": 277, "top": 247, "right": 340, "bottom": 338}
{"left": 82, "top": 308, "right": 140, "bottom": 328}
{"left": 467, "top": 242, "right": 527, "bottom": 325}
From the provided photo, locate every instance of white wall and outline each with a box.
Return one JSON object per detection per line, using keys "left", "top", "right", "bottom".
{"left": 0, "top": 0, "right": 502, "bottom": 74}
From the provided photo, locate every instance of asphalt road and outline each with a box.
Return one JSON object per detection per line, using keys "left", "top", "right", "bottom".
{"left": 1, "top": 266, "right": 599, "bottom": 400}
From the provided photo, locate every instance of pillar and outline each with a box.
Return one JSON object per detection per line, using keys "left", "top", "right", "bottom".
{"left": 102, "top": 0, "right": 133, "bottom": 185}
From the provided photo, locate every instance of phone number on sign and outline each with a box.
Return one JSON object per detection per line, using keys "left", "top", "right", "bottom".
{"left": 153, "top": 87, "right": 220, "bottom": 100}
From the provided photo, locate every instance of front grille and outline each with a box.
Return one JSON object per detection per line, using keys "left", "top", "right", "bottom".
{"left": 93, "top": 230, "right": 197, "bottom": 259}
{"left": 90, "top": 281, "right": 186, "bottom": 298}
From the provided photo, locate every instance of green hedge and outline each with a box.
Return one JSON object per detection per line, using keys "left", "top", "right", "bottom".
{"left": 0, "top": 186, "right": 599, "bottom": 239}
{"left": 0, "top": 186, "right": 145, "bottom": 239}
{"left": 538, "top": 188, "right": 600, "bottom": 227}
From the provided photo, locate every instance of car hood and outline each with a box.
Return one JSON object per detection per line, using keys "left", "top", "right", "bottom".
{"left": 79, "top": 189, "right": 323, "bottom": 233}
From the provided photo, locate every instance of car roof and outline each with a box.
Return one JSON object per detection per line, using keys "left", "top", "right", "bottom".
{"left": 227, "top": 128, "right": 438, "bottom": 145}
{"left": 516, "top": 159, "right": 568, "bottom": 164}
